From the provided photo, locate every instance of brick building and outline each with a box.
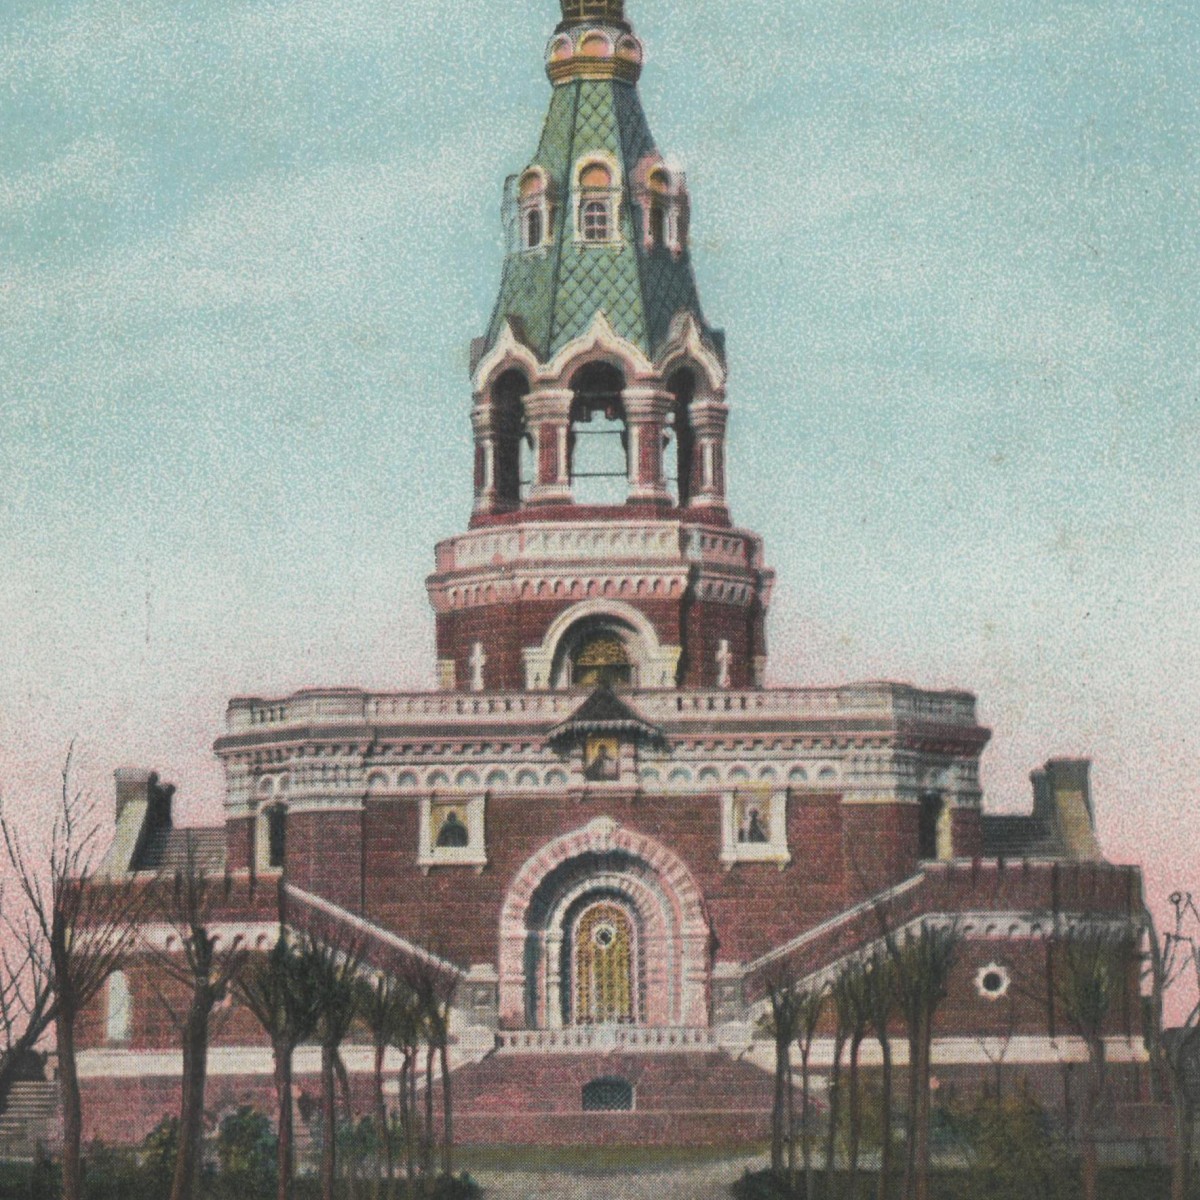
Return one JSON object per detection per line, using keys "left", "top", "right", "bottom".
{"left": 78, "top": 0, "right": 1148, "bottom": 1147}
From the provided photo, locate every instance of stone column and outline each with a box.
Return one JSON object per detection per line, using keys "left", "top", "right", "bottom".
{"left": 525, "top": 387, "right": 574, "bottom": 506}
{"left": 470, "top": 397, "right": 497, "bottom": 514}
{"left": 687, "top": 391, "right": 729, "bottom": 510}
{"left": 622, "top": 384, "right": 672, "bottom": 505}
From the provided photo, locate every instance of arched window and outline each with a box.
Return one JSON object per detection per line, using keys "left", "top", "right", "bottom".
{"left": 578, "top": 161, "right": 615, "bottom": 244}
{"left": 265, "top": 803, "right": 287, "bottom": 870}
{"left": 646, "top": 168, "right": 669, "bottom": 249}
{"left": 525, "top": 207, "right": 543, "bottom": 250}
{"left": 106, "top": 971, "right": 132, "bottom": 1044}
{"left": 572, "top": 902, "right": 636, "bottom": 1024}
{"left": 518, "top": 169, "right": 549, "bottom": 251}
{"left": 919, "top": 792, "right": 947, "bottom": 860}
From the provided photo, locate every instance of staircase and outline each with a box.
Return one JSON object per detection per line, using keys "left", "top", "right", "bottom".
{"left": 448, "top": 1045, "right": 775, "bottom": 1147}
{"left": 0, "top": 1081, "right": 60, "bottom": 1161}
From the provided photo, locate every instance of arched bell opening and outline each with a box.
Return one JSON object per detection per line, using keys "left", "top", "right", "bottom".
{"left": 551, "top": 614, "right": 641, "bottom": 689}
{"left": 666, "top": 366, "right": 696, "bottom": 508}
{"left": 492, "top": 369, "right": 530, "bottom": 508}
{"left": 568, "top": 361, "right": 627, "bottom": 506}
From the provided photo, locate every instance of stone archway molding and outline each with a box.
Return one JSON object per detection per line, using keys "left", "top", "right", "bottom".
{"left": 522, "top": 597, "right": 681, "bottom": 690}
{"left": 498, "top": 816, "right": 711, "bottom": 1028}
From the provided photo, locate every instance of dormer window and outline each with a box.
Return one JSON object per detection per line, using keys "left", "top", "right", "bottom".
{"left": 641, "top": 164, "right": 687, "bottom": 255}
{"left": 518, "top": 168, "right": 550, "bottom": 251}
{"left": 577, "top": 160, "right": 617, "bottom": 244}
{"left": 647, "top": 167, "right": 669, "bottom": 249}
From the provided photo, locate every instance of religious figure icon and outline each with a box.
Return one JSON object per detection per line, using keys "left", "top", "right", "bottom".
{"left": 435, "top": 809, "right": 469, "bottom": 848}
{"left": 583, "top": 735, "right": 620, "bottom": 781}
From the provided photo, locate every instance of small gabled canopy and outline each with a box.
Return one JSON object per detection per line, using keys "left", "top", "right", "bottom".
{"left": 548, "top": 685, "right": 665, "bottom": 749}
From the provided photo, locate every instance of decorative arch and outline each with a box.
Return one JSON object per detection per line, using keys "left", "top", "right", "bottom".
{"left": 498, "top": 817, "right": 711, "bottom": 1029}
{"left": 522, "top": 597, "right": 681, "bottom": 690}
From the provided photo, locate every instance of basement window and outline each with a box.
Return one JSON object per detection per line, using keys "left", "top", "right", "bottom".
{"left": 582, "top": 1077, "right": 634, "bottom": 1112}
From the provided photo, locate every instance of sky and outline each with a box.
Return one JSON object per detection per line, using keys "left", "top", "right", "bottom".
{"left": 0, "top": 0, "right": 1197, "bottom": 942}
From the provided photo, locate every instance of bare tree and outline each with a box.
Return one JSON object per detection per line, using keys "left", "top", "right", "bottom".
{"left": 1, "top": 753, "right": 150, "bottom": 1200}
{"left": 862, "top": 949, "right": 897, "bottom": 1200}
{"left": 300, "top": 932, "right": 365, "bottom": 1200}
{"left": 1055, "top": 924, "right": 1136, "bottom": 1200}
{"left": 825, "top": 964, "right": 855, "bottom": 1197}
{"left": 794, "top": 983, "right": 827, "bottom": 1200}
{"left": 0, "top": 902, "right": 53, "bottom": 1110}
{"left": 763, "top": 976, "right": 804, "bottom": 1178}
{"left": 144, "top": 840, "right": 248, "bottom": 1200}
{"left": 887, "top": 921, "right": 959, "bottom": 1200}
{"left": 235, "top": 936, "right": 321, "bottom": 1200}
{"left": 1145, "top": 891, "right": 1200, "bottom": 1200}
{"left": 404, "top": 956, "right": 459, "bottom": 1183}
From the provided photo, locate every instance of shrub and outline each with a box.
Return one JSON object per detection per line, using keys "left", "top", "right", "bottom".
{"left": 215, "top": 1104, "right": 276, "bottom": 1193}
{"left": 139, "top": 1114, "right": 180, "bottom": 1192}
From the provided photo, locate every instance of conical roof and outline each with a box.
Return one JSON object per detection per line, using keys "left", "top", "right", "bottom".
{"left": 480, "top": 18, "right": 720, "bottom": 366}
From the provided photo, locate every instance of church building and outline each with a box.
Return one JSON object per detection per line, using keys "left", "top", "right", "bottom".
{"left": 79, "top": 0, "right": 1148, "bottom": 1147}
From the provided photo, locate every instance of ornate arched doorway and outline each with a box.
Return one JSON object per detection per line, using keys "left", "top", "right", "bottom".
{"left": 497, "top": 818, "right": 711, "bottom": 1030}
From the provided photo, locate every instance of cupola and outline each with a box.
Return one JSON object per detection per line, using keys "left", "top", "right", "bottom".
{"left": 558, "top": 0, "right": 629, "bottom": 30}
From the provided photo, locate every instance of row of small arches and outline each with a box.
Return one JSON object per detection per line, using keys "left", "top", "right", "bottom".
{"left": 273, "top": 762, "right": 843, "bottom": 792}
{"left": 447, "top": 576, "right": 682, "bottom": 608}
{"left": 547, "top": 30, "right": 643, "bottom": 65}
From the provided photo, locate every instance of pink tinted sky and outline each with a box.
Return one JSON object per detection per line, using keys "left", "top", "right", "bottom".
{"left": 1, "top": 0, "right": 1198, "bottom": 1014}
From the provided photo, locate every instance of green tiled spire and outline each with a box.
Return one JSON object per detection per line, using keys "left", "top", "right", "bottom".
{"left": 481, "top": 22, "right": 717, "bottom": 367}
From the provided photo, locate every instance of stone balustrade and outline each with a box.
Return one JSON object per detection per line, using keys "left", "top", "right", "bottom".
{"left": 224, "top": 681, "right": 980, "bottom": 734}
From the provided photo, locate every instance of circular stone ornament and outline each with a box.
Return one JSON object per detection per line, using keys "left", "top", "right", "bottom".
{"left": 974, "top": 962, "right": 1012, "bottom": 1000}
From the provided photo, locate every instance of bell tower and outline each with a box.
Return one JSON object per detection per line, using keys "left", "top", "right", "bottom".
{"left": 426, "top": 0, "right": 774, "bottom": 692}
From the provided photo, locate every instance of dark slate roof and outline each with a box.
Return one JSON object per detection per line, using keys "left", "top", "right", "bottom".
{"left": 548, "top": 686, "right": 664, "bottom": 746}
{"left": 980, "top": 814, "right": 1062, "bottom": 859}
{"left": 134, "top": 827, "right": 227, "bottom": 874}
{"left": 482, "top": 77, "right": 719, "bottom": 364}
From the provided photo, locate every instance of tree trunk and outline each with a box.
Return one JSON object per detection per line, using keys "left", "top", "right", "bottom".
{"left": 877, "top": 1033, "right": 893, "bottom": 1200}
{"left": 170, "top": 995, "right": 210, "bottom": 1200}
{"left": 273, "top": 1040, "right": 295, "bottom": 1200}
{"left": 848, "top": 1032, "right": 863, "bottom": 1200}
{"left": 336, "top": 1051, "right": 359, "bottom": 1200}
{"left": 801, "top": 1048, "right": 815, "bottom": 1200}
{"left": 771, "top": 1029, "right": 788, "bottom": 1174}
{"left": 825, "top": 1032, "right": 845, "bottom": 1199}
{"left": 423, "top": 1044, "right": 436, "bottom": 1184}
{"left": 1079, "top": 1038, "right": 1106, "bottom": 1200}
{"left": 321, "top": 1042, "right": 338, "bottom": 1200}
{"left": 438, "top": 1036, "right": 453, "bottom": 1179}
{"left": 400, "top": 1053, "right": 415, "bottom": 1191}
{"left": 785, "top": 1051, "right": 796, "bottom": 1184}
{"left": 373, "top": 1040, "right": 392, "bottom": 1200}
{"left": 56, "top": 1005, "right": 83, "bottom": 1200}
{"left": 1171, "top": 1087, "right": 1193, "bottom": 1200}
{"left": 903, "top": 1021, "right": 920, "bottom": 1200}
{"left": 914, "top": 1016, "right": 932, "bottom": 1200}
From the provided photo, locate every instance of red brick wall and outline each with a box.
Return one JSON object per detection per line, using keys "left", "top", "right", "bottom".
{"left": 361, "top": 790, "right": 856, "bottom": 968}
{"left": 226, "top": 816, "right": 253, "bottom": 872}
{"left": 288, "top": 810, "right": 363, "bottom": 912}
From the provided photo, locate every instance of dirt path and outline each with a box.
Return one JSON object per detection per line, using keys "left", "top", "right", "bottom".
{"left": 472, "top": 1154, "right": 764, "bottom": 1200}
